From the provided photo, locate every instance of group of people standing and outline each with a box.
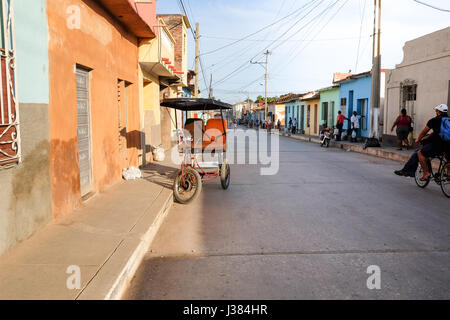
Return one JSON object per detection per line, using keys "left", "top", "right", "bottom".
{"left": 335, "top": 111, "right": 362, "bottom": 142}
{"left": 287, "top": 118, "right": 298, "bottom": 134}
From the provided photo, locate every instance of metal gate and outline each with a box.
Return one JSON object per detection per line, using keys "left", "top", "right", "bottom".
{"left": 76, "top": 68, "right": 92, "bottom": 196}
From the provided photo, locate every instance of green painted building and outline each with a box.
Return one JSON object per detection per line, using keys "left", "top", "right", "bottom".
{"left": 319, "top": 85, "right": 340, "bottom": 129}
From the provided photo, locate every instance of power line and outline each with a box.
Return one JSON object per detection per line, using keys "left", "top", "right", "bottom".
{"left": 213, "top": 0, "right": 323, "bottom": 87}
{"left": 249, "top": 0, "right": 325, "bottom": 62}
{"left": 355, "top": 0, "right": 368, "bottom": 72}
{"left": 200, "top": 0, "right": 319, "bottom": 56}
{"left": 202, "top": 35, "right": 367, "bottom": 42}
{"left": 412, "top": 0, "right": 450, "bottom": 12}
{"left": 261, "top": 0, "right": 340, "bottom": 77}
{"left": 178, "top": 0, "right": 208, "bottom": 90}
{"left": 272, "top": 0, "right": 348, "bottom": 76}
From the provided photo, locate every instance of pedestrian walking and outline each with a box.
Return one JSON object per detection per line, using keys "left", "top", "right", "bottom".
{"left": 292, "top": 118, "right": 298, "bottom": 135}
{"left": 350, "top": 111, "right": 361, "bottom": 142}
{"left": 335, "top": 111, "right": 348, "bottom": 141}
{"left": 391, "top": 108, "right": 413, "bottom": 150}
{"left": 288, "top": 117, "right": 293, "bottom": 134}
{"left": 277, "top": 119, "right": 281, "bottom": 131}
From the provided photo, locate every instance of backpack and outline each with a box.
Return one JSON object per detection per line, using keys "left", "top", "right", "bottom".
{"left": 440, "top": 117, "right": 450, "bottom": 142}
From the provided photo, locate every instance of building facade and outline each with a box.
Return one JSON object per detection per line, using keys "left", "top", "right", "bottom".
{"left": 0, "top": 0, "right": 161, "bottom": 257}
{"left": 284, "top": 94, "right": 303, "bottom": 132}
{"left": 301, "top": 92, "right": 320, "bottom": 136}
{"left": 383, "top": 27, "right": 450, "bottom": 146}
{"left": 319, "top": 85, "right": 339, "bottom": 129}
{"left": 336, "top": 71, "right": 386, "bottom": 138}
{"left": 47, "top": 0, "right": 156, "bottom": 218}
{"left": 0, "top": 0, "right": 52, "bottom": 256}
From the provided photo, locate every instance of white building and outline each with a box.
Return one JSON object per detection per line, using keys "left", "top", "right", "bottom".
{"left": 383, "top": 27, "right": 450, "bottom": 146}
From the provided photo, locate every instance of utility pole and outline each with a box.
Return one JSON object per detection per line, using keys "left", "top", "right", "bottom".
{"left": 370, "top": 0, "right": 381, "bottom": 140}
{"left": 209, "top": 73, "right": 213, "bottom": 99}
{"left": 264, "top": 50, "right": 269, "bottom": 122}
{"left": 194, "top": 22, "right": 199, "bottom": 98}
{"left": 251, "top": 50, "right": 271, "bottom": 121}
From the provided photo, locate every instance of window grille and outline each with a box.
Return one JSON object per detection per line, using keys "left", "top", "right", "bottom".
{"left": 0, "top": 0, "right": 20, "bottom": 166}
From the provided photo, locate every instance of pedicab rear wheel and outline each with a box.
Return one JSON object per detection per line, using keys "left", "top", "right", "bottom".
{"left": 220, "top": 161, "right": 230, "bottom": 190}
{"left": 173, "top": 167, "right": 202, "bottom": 204}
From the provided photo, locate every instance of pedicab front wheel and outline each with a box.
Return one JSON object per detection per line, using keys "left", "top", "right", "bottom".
{"left": 173, "top": 167, "right": 202, "bottom": 204}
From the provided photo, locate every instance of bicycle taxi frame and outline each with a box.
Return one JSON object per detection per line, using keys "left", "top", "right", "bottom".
{"left": 160, "top": 98, "right": 232, "bottom": 204}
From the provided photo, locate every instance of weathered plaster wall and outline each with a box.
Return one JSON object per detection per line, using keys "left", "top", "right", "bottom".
{"left": 47, "top": 0, "right": 141, "bottom": 218}
{"left": 383, "top": 27, "right": 450, "bottom": 145}
{"left": 0, "top": 0, "right": 52, "bottom": 256}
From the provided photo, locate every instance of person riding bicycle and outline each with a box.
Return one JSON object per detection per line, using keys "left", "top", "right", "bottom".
{"left": 395, "top": 104, "right": 449, "bottom": 179}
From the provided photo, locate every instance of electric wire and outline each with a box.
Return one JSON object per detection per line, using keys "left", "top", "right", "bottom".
{"left": 213, "top": 0, "right": 323, "bottom": 87}
{"left": 355, "top": 0, "right": 367, "bottom": 73}
{"left": 178, "top": 0, "right": 209, "bottom": 91}
{"left": 412, "top": 0, "right": 450, "bottom": 12}
{"left": 199, "top": 0, "right": 319, "bottom": 57}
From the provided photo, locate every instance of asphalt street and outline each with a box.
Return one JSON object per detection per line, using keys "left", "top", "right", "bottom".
{"left": 124, "top": 131, "right": 449, "bottom": 299}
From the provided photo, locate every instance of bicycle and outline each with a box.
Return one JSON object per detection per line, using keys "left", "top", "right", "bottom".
{"left": 415, "top": 152, "right": 450, "bottom": 198}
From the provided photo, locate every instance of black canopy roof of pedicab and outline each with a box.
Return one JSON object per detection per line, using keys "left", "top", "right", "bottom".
{"left": 160, "top": 98, "right": 232, "bottom": 111}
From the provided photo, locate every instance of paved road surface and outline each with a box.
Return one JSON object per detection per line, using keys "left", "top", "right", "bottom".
{"left": 125, "top": 132, "right": 449, "bottom": 299}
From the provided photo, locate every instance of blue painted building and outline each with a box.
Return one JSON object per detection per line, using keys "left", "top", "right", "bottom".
{"left": 336, "top": 71, "right": 372, "bottom": 138}
{"left": 284, "top": 94, "right": 303, "bottom": 132}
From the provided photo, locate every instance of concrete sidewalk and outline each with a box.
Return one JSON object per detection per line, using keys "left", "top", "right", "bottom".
{"left": 0, "top": 159, "right": 177, "bottom": 300}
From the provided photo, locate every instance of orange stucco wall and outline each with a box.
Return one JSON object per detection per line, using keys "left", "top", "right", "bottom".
{"left": 47, "top": 0, "right": 141, "bottom": 218}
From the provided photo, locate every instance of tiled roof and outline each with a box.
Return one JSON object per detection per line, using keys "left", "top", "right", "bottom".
{"left": 275, "top": 93, "right": 304, "bottom": 104}
{"left": 300, "top": 91, "right": 320, "bottom": 101}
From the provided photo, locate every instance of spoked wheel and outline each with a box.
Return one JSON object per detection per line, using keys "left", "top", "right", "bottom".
{"left": 220, "top": 160, "right": 231, "bottom": 190}
{"left": 415, "top": 162, "right": 431, "bottom": 188}
{"left": 440, "top": 162, "right": 450, "bottom": 198}
{"left": 173, "top": 167, "right": 202, "bottom": 204}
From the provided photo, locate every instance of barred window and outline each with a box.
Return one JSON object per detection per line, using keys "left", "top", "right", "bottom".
{"left": 402, "top": 85, "right": 417, "bottom": 102}
{"left": 0, "top": 0, "right": 20, "bottom": 166}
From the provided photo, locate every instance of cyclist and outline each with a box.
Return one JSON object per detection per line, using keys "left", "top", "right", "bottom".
{"left": 395, "top": 104, "right": 449, "bottom": 179}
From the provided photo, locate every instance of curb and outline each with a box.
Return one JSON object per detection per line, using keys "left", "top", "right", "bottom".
{"left": 281, "top": 133, "right": 410, "bottom": 163}
{"left": 108, "top": 188, "right": 173, "bottom": 300}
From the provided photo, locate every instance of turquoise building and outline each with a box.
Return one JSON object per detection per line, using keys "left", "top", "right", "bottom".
{"left": 284, "top": 94, "right": 303, "bottom": 133}
{"left": 319, "top": 85, "right": 340, "bottom": 129}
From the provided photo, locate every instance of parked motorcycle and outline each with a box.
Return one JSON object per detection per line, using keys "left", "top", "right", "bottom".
{"left": 320, "top": 128, "right": 331, "bottom": 148}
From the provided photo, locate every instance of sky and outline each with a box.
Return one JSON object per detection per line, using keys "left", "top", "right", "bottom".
{"left": 157, "top": 0, "right": 450, "bottom": 103}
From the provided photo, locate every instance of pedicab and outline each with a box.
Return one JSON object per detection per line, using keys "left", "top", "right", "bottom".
{"left": 160, "top": 98, "right": 232, "bottom": 204}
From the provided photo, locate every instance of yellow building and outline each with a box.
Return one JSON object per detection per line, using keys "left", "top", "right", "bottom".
{"left": 302, "top": 92, "right": 321, "bottom": 136}
{"left": 138, "top": 16, "right": 190, "bottom": 162}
